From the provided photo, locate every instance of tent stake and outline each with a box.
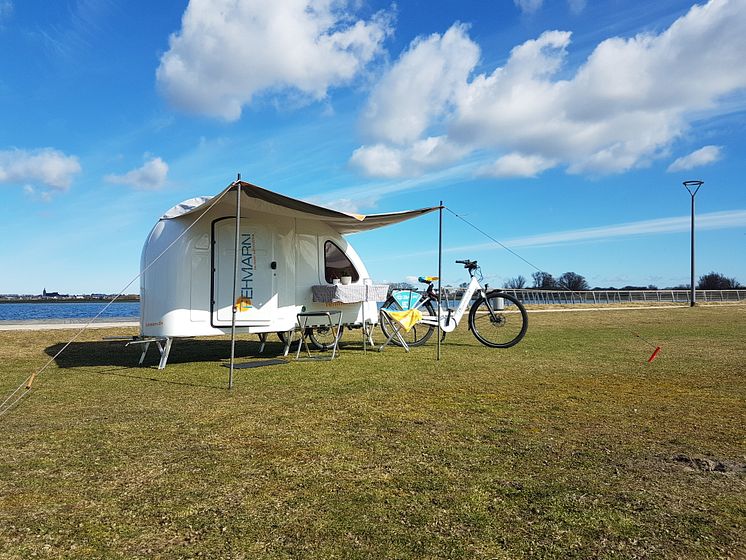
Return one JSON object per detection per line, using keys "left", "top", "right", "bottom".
{"left": 437, "top": 201, "right": 443, "bottom": 361}
{"left": 229, "top": 173, "right": 242, "bottom": 389}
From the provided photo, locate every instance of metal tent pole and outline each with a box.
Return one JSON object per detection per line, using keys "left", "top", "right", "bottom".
{"left": 229, "top": 174, "right": 242, "bottom": 389}
{"left": 437, "top": 201, "right": 443, "bottom": 361}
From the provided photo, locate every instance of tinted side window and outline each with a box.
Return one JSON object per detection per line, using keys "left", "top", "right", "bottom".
{"left": 324, "top": 241, "right": 359, "bottom": 283}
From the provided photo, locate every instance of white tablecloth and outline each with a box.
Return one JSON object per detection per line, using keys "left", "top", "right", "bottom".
{"left": 311, "top": 284, "right": 389, "bottom": 304}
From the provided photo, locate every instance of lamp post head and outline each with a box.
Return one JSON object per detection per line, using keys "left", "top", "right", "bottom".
{"left": 683, "top": 180, "right": 704, "bottom": 196}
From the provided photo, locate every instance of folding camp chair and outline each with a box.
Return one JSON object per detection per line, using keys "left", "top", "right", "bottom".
{"left": 377, "top": 308, "right": 423, "bottom": 352}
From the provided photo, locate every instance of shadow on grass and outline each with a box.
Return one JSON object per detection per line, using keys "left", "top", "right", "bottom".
{"left": 43, "top": 338, "right": 292, "bottom": 390}
{"left": 44, "top": 337, "right": 290, "bottom": 369}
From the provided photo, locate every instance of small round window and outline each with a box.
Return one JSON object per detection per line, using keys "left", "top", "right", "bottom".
{"left": 324, "top": 241, "right": 360, "bottom": 283}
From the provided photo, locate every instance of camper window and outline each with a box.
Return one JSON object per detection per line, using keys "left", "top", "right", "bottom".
{"left": 324, "top": 241, "right": 359, "bottom": 283}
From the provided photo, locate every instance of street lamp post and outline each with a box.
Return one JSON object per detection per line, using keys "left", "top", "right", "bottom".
{"left": 683, "top": 180, "right": 704, "bottom": 307}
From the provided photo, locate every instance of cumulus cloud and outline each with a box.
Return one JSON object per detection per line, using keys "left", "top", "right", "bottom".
{"left": 351, "top": 136, "right": 468, "bottom": 177}
{"left": 0, "top": 147, "right": 81, "bottom": 190}
{"left": 106, "top": 157, "right": 169, "bottom": 190}
{"left": 667, "top": 145, "right": 722, "bottom": 172}
{"left": 361, "top": 24, "right": 479, "bottom": 145}
{"left": 157, "top": 0, "right": 392, "bottom": 121}
{"left": 352, "top": 0, "right": 746, "bottom": 179}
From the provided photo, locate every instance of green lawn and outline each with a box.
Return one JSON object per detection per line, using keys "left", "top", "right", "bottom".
{"left": 0, "top": 305, "right": 744, "bottom": 559}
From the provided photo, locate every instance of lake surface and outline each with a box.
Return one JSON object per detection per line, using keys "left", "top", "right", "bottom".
{"left": 0, "top": 302, "right": 140, "bottom": 322}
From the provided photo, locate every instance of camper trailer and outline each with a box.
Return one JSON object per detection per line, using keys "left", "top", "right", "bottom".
{"left": 138, "top": 181, "right": 436, "bottom": 366}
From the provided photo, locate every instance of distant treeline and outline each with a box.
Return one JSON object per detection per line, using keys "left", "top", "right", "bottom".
{"left": 503, "top": 271, "right": 743, "bottom": 291}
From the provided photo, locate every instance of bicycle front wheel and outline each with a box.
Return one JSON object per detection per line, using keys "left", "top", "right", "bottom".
{"left": 379, "top": 297, "right": 436, "bottom": 347}
{"left": 469, "top": 291, "right": 528, "bottom": 348}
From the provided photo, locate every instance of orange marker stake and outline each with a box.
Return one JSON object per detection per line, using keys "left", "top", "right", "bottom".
{"left": 647, "top": 346, "right": 661, "bottom": 363}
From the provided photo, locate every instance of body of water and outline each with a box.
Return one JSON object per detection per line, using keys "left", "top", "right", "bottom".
{"left": 0, "top": 302, "right": 140, "bottom": 322}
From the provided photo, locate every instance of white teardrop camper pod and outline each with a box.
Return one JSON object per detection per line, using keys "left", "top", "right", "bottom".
{"left": 138, "top": 181, "right": 437, "bottom": 367}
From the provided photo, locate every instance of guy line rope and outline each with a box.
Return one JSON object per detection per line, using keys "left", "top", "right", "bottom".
{"left": 444, "top": 206, "right": 662, "bottom": 361}
{"left": 0, "top": 183, "right": 237, "bottom": 418}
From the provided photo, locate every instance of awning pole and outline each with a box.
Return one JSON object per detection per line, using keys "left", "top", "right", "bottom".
{"left": 229, "top": 173, "right": 242, "bottom": 389}
{"left": 437, "top": 201, "right": 443, "bottom": 361}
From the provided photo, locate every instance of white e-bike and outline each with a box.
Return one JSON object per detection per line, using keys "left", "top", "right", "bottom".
{"left": 379, "top": 259, "right": 528, "bottom": 348}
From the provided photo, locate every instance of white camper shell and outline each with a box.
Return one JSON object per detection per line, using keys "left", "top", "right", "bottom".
{"left": 139, "top": 181, "right": 437, "bottom": 356}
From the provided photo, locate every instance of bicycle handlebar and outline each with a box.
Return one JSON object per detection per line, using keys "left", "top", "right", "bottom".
{"left": 416, "top": 262, "right": 477, "bottom": 285}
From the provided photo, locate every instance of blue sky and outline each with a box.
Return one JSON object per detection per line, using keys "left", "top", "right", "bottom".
{"left": 1, "top": 0, "right": 744, "bottom": 294}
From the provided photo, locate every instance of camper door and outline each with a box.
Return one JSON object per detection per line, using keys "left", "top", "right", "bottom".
{"left": 211, "top": 218, "right": 276, "bottom": 327}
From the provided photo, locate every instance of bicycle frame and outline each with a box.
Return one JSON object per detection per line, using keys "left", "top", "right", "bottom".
{"left": 419, "top": 275, "right": 486, "bottom": 333}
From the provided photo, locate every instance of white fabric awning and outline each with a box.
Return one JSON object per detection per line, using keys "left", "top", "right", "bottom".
{"left": 162, "top": 180, "right": 439, "bottom": 234}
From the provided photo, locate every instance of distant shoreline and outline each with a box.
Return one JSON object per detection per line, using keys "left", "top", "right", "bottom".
{"left": 0, "top": 317, "right": 139, "bottom": 331}
{"left": 0, "top": 297, "right": 140, "bottom": 304}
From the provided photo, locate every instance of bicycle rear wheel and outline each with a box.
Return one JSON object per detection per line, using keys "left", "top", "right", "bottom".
{"left": 469, "top": 291, "right": 528, "bottom": 348}
{"left": 379, "top": 297, "right": 436, "bottom": 347}
{"left": 307, "top": 325, "right": 344, "bottom": 351}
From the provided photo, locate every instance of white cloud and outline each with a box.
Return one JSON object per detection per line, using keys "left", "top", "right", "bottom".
{"left": 156, "top": 0, "right": 392, "bottom": 121}
{"left": 361, "top": 23, "right": 479, "bottom": 144}
{"left": 350, "top": 136, "right": 468, "bottom": 177}
{"left": 479, "top": 153, "right": 557, "bottom": 178}
{"left": 667, "top": 145, "right": 722, "bottom": 172}
{"left": 349, "top": 144, "right": 404, "bottom": 178}
{"left": 352, "top": 0, "right": 746, "bottom": 179}
{"left": 106, "top": 157, "right": 169, "bottom": 190}
{"left": 514, "top": 0, "right": 543, "bottom": 15}
{"left": 0, "top": 147, "right": 81, "bottom": 190}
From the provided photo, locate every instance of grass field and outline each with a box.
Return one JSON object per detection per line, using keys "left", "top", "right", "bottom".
{"left": 0, "top": 305, "right": 744, "bottom": 559}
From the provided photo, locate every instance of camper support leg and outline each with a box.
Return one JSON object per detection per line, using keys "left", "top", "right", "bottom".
{"left": 138, "top": 342, "right": 151, "bottom": 365}
{"left": 127, "top": 336, "right": 172, "bottom": 369}
{"left": 258, "top": 333, "right": 268, "bottom": 354}
{"left": 157, "top": 337, "right": 173, "bottom": 370}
